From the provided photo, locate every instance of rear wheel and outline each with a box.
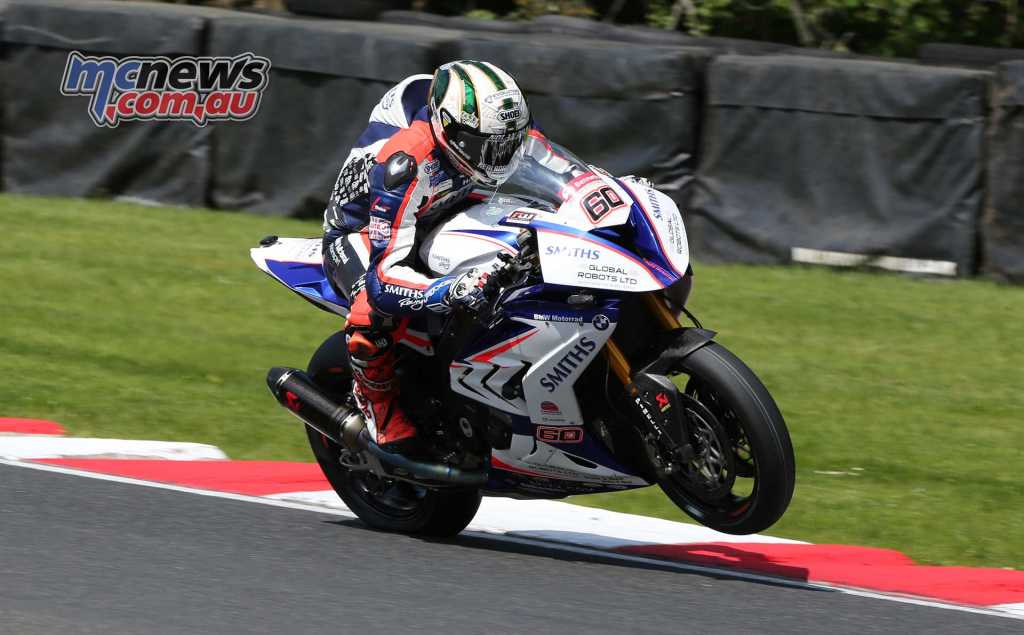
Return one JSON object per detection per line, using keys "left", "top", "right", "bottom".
{"left": 655, "top": 341, "right": 795, "bottom": 535}
{"left": 304, "top": 332, "right": 482, "bottom": 537}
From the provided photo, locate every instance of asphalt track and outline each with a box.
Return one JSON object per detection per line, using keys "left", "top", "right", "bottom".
{"left": 2, "top": 463, "right": 1018, "bottom": 635}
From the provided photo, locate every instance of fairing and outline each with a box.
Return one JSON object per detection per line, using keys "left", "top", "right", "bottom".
{"left": 250, "top": 238, "right": 350, "bottom": 316}
{"left": 496, "top": 174, "right": 690, "bottom": 292}
{"left": 451, "top": 296, "right": 649, "bottom": 495}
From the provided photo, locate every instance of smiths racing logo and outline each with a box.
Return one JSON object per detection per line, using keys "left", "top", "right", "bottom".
{"left": 60, "top": 52, "right": 270, "bottom": 128}
{"left": 539, "top": 337, "right": 597, "bottom": 392}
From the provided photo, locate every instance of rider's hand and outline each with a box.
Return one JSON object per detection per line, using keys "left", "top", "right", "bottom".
{"left": 425, "top": 268, "right": 491, "bottom": 313}
{"left": 447, "top": 268, "right": 491, "bottom": 310}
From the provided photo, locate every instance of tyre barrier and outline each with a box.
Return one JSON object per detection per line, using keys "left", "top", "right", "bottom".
{"left": 0, "top": 1, "right": 1020, "bottom": 281}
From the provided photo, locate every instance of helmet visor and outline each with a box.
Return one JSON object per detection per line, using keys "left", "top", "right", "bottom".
{"left": 450, "top": 126, "right": 529, "bottom": 172}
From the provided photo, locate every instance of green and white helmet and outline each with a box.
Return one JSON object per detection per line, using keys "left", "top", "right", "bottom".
{"left": 428, "top": 60, "right": 531, "bottom": 188}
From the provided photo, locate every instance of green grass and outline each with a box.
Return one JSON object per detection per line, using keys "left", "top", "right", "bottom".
{"left": 2, "top": 193, "right": 1022, "bottom": 568}
{"left": 0, "top": 194, "right": 337, "bottom": 461}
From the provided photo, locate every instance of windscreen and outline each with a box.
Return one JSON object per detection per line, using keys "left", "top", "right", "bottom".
{"left": 498, "top": 135, "right": 593, "bottom": 207}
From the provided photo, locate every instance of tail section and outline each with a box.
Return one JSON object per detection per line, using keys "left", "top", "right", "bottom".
{"left": 250, "top": 236, "right": 350, "bottom": 316}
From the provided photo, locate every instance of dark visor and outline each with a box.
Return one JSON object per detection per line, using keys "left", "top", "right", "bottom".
{"left": 449, "top": 125, "right": 529, "bottom": 169}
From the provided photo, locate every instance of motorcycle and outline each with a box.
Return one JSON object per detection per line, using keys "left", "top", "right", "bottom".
{"left": 252, "top": 138, "right": 795, "bottom": 537}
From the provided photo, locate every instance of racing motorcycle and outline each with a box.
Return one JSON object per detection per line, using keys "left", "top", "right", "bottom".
{"left": 253, "top": 138, "right": 795, "bottom": 537}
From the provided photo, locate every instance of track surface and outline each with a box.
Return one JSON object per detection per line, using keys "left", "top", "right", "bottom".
{"left": 2, "top": 463, "right": 1018, "bottom": 634}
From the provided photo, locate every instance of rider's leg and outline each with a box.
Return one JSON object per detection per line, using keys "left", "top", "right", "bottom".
{"left": 322, "top": 228, "right": 371, "bottom": 299}
{"left": 344, "top": 293, "right": 418, "bottom": 452}
{"left": 323, "top": 229, "right": 418, "bottom": 452}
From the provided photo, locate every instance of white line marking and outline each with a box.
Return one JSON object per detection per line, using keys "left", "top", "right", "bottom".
{"left": 791, "top": 247, "right": 958, "bottom": 276}
{"left": 0, "top": 437, "right": 227, "bottom": 460}
{"left": 992, "top": 603, "right": 1024, "bottom": 617}
{"left": 2, "top": 457, "right": 1019, "bottom": 622}
{"left": 0, "top": 458, "right": 356, "bottom": 517}
{"left": 267, "top": 490, "right": 805, "bottom": 548}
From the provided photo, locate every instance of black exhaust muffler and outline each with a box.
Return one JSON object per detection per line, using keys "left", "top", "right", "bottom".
{"left": 266, "top": 367, "right": 488, "bottom": 486}
{"left": 266, "top": 366, "right": 365, "bottom": 449}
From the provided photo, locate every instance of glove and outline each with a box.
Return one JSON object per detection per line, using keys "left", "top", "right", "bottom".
{"left": 425, "top": 268, "right": 491, "bottom": 313}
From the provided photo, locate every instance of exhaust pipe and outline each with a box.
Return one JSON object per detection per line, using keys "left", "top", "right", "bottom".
{"left": 266, "top": 366, "right": 364, "bottom": 449}
{"left": 266, "top": 367, "right": 488, "bottom": 486}
{"left": 355, "top": 428, "right": 489, "bottom": 485}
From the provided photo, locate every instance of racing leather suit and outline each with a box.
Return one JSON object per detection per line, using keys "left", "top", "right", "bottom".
{"left": 322, "top": 74, "right": 546, "bottom": 450}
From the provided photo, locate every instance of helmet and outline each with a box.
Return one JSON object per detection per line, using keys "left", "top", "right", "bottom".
{"left": 428, "top": 60, "right": 531, "bottom": 188}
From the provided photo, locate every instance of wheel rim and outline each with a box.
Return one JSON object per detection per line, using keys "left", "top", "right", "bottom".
{"left": 680, "top": 398, "right": 736, "bottom": 500}
{"left": 306, "top": 367, "right": 437, "bottom": 527}
{"left": 687, "top": 379, "right": 757, "bottom": 479}
{"left": 656, "top": 374, "right": 760, "bottom": 522}
{"left": 349, "top": 470, "right": 425, "bottom": 518}
{"left": 317, "top": 430, "right": 428, "bottom": 521}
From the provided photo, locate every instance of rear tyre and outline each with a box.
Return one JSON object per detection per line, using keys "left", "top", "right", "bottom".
{"left": 304, "top": 332, "right": 482, "bottom": 537}
{"left": 657, "top": 341, "right": 795, "bottom": 535}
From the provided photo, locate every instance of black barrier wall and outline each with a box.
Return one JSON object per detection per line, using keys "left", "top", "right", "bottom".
{"left": 382, "top": 11, "right": 794, "bottom": 53}
{"left": 982, "top": 62, "right": 1024, "bottom": 283}
{"left": 2, "top": 0, "right": 232, "bottom": 206}
{"left": 0, "top": 1, "right": 1019, "bottom": 281}
{"left": 918, "top": 43, "right": 1024, "bottom": 69}
{"left": 208, "top": 15, "right": 459, "bottom": 217}
{"left": 444, "top": 35, "right": 710, "bottom": 204}
{"left": 689, "top": 55, "right": 990, "bottom": 276}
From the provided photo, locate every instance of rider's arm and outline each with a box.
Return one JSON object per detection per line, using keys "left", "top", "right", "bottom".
{"left": 363, "top": 148, "right": 435, "bottom": 317}
{"left": 363, "top": 125, "right": 470, "bottom": 317}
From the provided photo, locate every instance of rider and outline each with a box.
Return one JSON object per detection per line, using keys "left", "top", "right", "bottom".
{"left": 322, "top": 60, "right": 548, "bottom": 455}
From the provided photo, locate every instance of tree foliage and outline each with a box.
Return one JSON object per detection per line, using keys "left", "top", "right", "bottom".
{"left": 441, "top": 0, "right": 1024, "bottom": 56}
{"left": 645, "top": 1, "right": 1023, "bottom": 56}
{"left": 161, "top": 0, "right": 1023, "bottom": 57}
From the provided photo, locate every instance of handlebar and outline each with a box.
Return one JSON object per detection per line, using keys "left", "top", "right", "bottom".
{"left": 435, "top": 231, "right": 539, "bottom": 365}
{"left": 464, "top": 231, "right": 539, "bottom": 320}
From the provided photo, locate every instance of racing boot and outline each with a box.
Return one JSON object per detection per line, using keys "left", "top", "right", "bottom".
{"left": 346, "top": 329, "right": 419, "bottom": 455}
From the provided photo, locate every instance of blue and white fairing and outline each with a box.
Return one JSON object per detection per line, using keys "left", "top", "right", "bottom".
{"left": 455, "top": 289, "right": 651, "bottom": 496}
{"left": 499, "top": 173, "right": 690, "bottom": 293}
{"left": 419, "top": 164, "right": 690, "bottom": 295}
{"left": 415, "top": 142, "right": 691, "bottom": 496}
{"left": 249, "top": 237, "right": 350, "bottom": 316}
{"left": 251, "top": 237, "right": 437, "bottom": 356}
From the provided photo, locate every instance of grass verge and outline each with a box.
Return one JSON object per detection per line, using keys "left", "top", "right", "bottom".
{"left": 1, "top": 194, "right": 1021, "bottom": 568}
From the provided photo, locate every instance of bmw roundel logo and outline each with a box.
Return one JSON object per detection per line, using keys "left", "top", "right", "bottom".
{"left": 592, "top": 314, "right": 610, "bottom": 331}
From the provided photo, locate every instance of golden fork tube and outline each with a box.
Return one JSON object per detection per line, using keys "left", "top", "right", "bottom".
{"left": 643, "top": 292, "right": 681, "bottom": 330}
{"left": 604, "top": 293, "right": 681, "bottom": 387}
{"left": 604, "top": 338, "right": 632, "bottom": 386}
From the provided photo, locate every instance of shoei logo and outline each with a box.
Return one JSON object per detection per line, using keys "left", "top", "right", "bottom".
{"left": 498, "top": 108, "right": 522, "bottom": 122}
{"left": 60, "top": 51, "right": 271, "bottom": 128}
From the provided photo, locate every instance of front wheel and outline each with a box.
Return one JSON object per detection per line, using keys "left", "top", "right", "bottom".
{"left": 304, "top": 332, "right": 482, "bottom": 537}
{"left": 655, "top": 341, "right": 795, "bottom": 535}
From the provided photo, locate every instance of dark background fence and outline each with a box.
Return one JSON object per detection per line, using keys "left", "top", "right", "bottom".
{"left": 3, "top": 0, "right": 1023, "bottom": 282}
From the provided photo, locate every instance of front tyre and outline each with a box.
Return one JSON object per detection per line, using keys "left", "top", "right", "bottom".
{"left": 658, "top": 341, "right": 795, "bottom": 535}
{"left": 304, "top": 332, "right": 482, "bottom": 537}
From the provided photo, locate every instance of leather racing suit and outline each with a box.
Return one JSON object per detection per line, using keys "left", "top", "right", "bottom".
{"left": 322, "top": 74, "right": 547, "bottom": 451}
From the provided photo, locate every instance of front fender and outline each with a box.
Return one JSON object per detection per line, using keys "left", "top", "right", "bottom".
{"left": 638, "top": 328, "right": 717, "bottom": 375}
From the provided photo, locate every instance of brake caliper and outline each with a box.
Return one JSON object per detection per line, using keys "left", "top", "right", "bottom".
{"left": 628, "top": 372, "right": 695, "bottom": 475}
